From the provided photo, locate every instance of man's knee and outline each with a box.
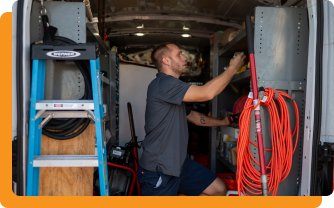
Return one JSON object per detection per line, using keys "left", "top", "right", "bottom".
{"left": 202, "top": 177, "right": 227, "bottom": 196}
{"left": 215, "top": 178, "right": 227, "bottom": 196}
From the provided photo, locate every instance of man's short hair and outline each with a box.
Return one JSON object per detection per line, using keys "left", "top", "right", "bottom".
{"left": 151, "top": 42, "right": 174, "bottom": 71}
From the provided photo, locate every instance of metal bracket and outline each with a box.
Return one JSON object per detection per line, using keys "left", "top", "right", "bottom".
{"left": 39, "top": 113, "right": 54, "bottom": 129}
{"left": 274, "top": 91, "right": 279, "bottom": 101}
{"left": 85, "top": 110, "right": 95, "bottom": 122}
{"left": 35, "top": 110, "right": 46, "bottom": 120}
{"left": 291, "top": 93, "right": 296, "bottom": 101}
{"left": 318, "top": 143, "right": 334, "bottom": 162}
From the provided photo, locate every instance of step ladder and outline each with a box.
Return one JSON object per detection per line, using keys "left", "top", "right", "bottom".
{"left": 27, "top": 43, "right": 109, "bottom": 196}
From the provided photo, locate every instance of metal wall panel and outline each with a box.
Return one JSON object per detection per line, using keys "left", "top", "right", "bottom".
{"left": 254, "top": 7, "right": 309, "bottom": 82}
{"left": 118, "top": 64, "right": 158, "bottom": 159}
{"left": 43, "top": 61, "right": 85, "bottom": 100}
{"left": 30, "top": 1, "right": 87, "bottom": 101}
{"left": 30, "top": 1, "right": 86, "bottom": 44}
{"left": 249, "top": 6, "right": 309, "bottom": 196}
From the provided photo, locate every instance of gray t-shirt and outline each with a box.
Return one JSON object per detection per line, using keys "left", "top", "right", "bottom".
{"left": 139, "top": 72, "right": 191, "bottom": 177}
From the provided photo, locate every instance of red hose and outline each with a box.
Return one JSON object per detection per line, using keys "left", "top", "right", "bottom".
{"left": 237, "top": 88, "right": 299, "bottom": 196}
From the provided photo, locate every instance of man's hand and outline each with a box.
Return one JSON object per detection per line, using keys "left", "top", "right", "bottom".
{"left": 229, "top": 52, "right": 247, "bottom": 73}
{"left": 222, "top": 116, "right": 230, "bottom": 126}
{"left": 183, "top": 52, "right": 247, "bottom": 103}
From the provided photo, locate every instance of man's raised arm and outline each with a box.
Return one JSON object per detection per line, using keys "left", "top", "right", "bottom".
{"left": 183, "top": 53, "right": 246, "bottom": 102}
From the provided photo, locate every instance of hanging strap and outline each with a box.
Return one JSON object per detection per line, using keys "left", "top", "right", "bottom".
{"left": 41, "top": 5, "right": 58, "bottom": 43}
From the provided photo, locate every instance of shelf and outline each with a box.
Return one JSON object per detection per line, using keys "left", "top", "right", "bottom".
{"left": 230, "top": 70, "right": 251, "bottom": 85}
{"left": 219, "top": 126, "right": 240, "bottom": 138}
{"left": 218, "top": 30, "right": 247, "bottom": 57}
{"left": 216, "top": 153, "right": 237, "bottom": 174}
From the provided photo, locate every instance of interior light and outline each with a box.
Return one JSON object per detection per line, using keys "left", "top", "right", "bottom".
{"left": 137, "top": 24, "right": 144, "bottom": 29}
{"left": 135, "top": 33, "right": 145, "bottom": 36}
{"left": 181, "top": 34, "right": 191, "bottom": 38}
{"left": 183, "top": 25, "right": 190, "bottom": 30}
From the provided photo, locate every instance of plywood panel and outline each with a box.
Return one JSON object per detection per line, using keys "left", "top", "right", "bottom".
{"left": 39, "top": 124, "right": 96, "bottom": 196}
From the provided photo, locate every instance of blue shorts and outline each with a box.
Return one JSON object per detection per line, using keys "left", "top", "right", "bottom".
{"left": 137, "top": 157, "right": 217, "bottom": 196}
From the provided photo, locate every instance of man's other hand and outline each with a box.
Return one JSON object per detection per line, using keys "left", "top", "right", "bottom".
{"left": 229, "top": 52, "right": 247, "bottom": 73}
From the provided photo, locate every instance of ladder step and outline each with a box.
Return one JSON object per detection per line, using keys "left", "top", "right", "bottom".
{"left": 36, "top": 100, "right": 95, "bottom": 110}
{"left": 40, "top": 111, "right": 91, "bottom": 118}
{"left": 33, "top": 155, "right": 99, "bottom": 167}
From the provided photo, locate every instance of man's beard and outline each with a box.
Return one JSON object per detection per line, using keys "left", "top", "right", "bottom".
{"left": 170, "top": 58, "right": 185, "bottom": 75}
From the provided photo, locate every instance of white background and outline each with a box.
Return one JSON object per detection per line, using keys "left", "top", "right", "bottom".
{"left": 2, "top": 0, "right": 333, "bottom": 207}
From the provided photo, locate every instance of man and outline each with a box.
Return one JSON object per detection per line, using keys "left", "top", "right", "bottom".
{"left": 137, "top": 43, "right": 246, "bottom": 196}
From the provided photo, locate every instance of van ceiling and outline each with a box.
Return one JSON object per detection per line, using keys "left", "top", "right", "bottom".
{"left": 69, "top": 0, "right": 303, "bottom": 51}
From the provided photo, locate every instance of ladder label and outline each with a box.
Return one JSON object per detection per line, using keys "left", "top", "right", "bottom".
{"left": 46, "top": 50, "right": 81, "bottom": 59}
{"left": 54, "top": 104, "right": 78, "bottom": 109}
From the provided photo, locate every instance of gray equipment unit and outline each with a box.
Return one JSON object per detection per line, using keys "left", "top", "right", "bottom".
{"left": 86, "top": 23, "right": 119, "bottom": 147}
{"left": 212, "top": 7, "right": 308, "bottom": 196}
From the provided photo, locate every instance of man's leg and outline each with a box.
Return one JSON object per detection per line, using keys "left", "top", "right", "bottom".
{"left": 137, "top": 166, "right": 181, "bottom": 196}
{"left": 200, "top": 177, "right": 227, "bottom": 196}
{"left": 178, "top": 157, "right": 224, "bottom": 196}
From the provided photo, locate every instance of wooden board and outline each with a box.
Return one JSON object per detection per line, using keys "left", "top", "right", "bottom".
{"left": 39, "top": 124, "right": 96, "bottom": 196}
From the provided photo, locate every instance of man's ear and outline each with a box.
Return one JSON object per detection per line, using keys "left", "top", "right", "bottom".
{"left": 162, "top": 57, "right": 170, "bottom": 67}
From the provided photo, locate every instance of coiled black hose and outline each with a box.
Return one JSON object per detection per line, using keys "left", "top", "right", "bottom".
{"left": 42, "top": 36, "right": 93, "bottom": 140}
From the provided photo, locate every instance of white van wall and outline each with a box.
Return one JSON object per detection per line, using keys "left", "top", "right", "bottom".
{"left": 118, "top": 64, "right": 158, "bottom": 158}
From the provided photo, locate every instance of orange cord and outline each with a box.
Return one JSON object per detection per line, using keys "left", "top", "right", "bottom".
{"left": 236, "top": 88, "right": 299, "bottom": 196}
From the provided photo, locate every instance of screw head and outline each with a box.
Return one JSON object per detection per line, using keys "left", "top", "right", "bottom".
{"left": 31, "top": 119, "right": 34, "bottom": 121}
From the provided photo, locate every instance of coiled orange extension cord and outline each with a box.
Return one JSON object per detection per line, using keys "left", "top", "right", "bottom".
{"left": 236, "top": 88, "right": 299, "bottom": 196}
